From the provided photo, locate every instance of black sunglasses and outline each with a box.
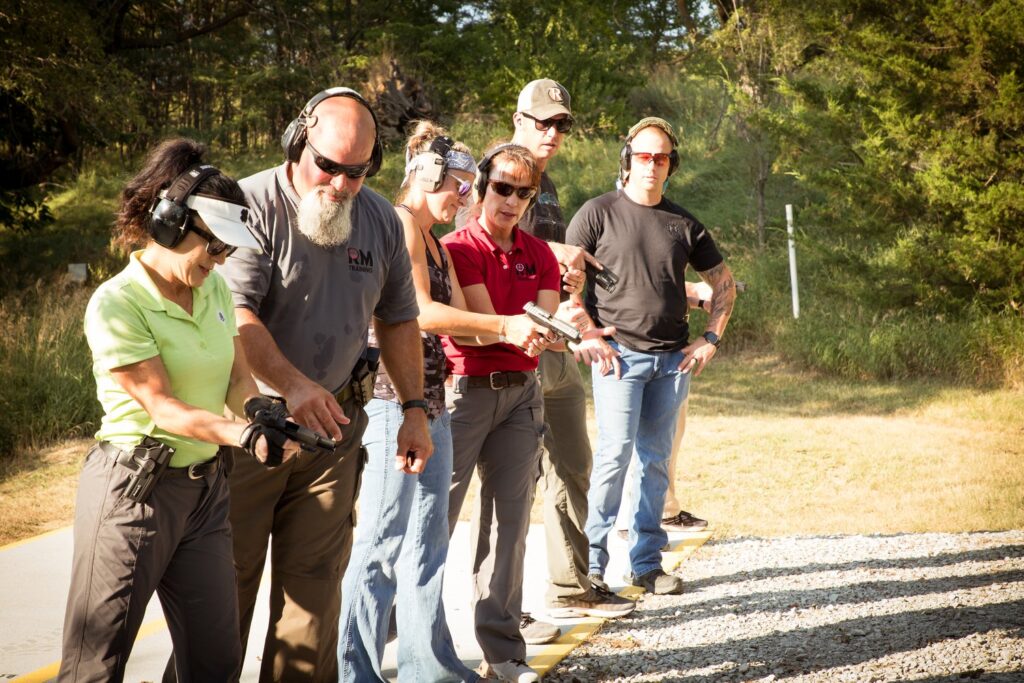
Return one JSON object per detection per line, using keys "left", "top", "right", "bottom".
{"left": 189, "top": 221, "right": 236, "bottom": 257}
{"left": 305, "top": 139, "right": 373, "bottom": 179}
{"left": 488, "top": 181, "right": 537, "bottom": 201}
{"left": 522, "top": 112, "right": 574, "bottom": 134}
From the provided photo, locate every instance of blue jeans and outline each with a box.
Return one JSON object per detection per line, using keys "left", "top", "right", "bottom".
{"left": 585, "top": 342, "right": 691, "bottom": 578}
{"left": 339, "top": 399, "right": 476, "bottom": 682}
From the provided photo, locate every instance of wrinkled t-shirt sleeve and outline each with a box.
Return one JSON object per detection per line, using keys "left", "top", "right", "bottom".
{"left": 443, "top": 238, "right": 486, "bottom": 287}
{"left": 85, "top": 287, "right": 159, "bottom": 371}
{"left": 566, "top": 201, "right": 598, "bottom": 254}
{"left": 687, "top": 220, "right": 724, "bottom": 273}
{"left": 372, "top": 207, "right": 419, "bottom": 324}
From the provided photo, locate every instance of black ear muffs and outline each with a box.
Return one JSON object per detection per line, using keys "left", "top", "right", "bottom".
{"left": 411, "top": 136, "right": 454, "bottom": 193}
{"left": 618, "top": 142, "right": 680, "bottom": 183}
{"left": 281, "top": 87, "right": 384, "bottom": 177}
{"left": 147, "top": 164, "right": 222, "bottom": 248}
{"left": 474, "top": 143, "right": 538, "bottom": 211}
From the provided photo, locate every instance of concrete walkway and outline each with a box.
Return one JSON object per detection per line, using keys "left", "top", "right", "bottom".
{"left": 0, "top": 523, "right": 709, "bottom": 681}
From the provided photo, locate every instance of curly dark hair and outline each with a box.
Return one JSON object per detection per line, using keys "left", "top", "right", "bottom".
{"left": 114, "top": 138, "right": 245, "bottom": 250}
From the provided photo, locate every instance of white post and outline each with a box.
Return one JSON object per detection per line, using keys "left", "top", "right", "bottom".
{"left": 786, "top": 204, "right": 799, "bottom": 319}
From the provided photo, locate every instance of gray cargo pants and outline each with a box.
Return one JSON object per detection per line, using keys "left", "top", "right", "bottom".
{"left": 446, "top": 373, "right": 545, "bottom": 665}
{"left": 59, "top": 445, "right": 240, "bottom": 683}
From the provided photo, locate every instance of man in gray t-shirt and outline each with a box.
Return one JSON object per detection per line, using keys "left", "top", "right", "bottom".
{"left": 216, "top": 89, "right": 429, "bottom": 681}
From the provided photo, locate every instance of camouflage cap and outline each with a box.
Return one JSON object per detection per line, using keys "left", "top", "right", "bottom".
{"left": 626, "top": 116, "right": 678, "bottom": 147}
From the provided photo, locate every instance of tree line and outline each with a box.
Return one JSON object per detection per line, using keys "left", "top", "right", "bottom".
{"left": 3, "top": 0, "right": 1023, "bottom": 316}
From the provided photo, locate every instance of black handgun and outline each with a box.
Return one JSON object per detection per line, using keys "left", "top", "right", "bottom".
{"left": 249, "top": 407, "right": 337, "bottom": 452}
{"left": 124, "top": 437, "right": 174, "bottom": 503}
{"left": 523, "top": 302, "right": 583, "bottom": 344}
{"left": 586, "top": 263, "right": 619, "bottom": 293}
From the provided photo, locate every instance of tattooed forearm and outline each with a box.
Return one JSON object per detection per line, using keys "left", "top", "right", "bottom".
{"left": 697, "top": 262, "right": 736, "bottom": 334}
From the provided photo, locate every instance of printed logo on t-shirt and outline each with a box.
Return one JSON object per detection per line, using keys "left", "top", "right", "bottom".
{"left": 514, "top": 262, "right": 537, "bottom": 279}
{"left": 348, "top": 248, "right": 374, "bottom": 273}
{"left": 217, "top": 310, "right": 226, "bottom": 323}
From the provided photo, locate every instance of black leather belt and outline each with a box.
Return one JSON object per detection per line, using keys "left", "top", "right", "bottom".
{"left": 451, "top": 371, "right": 530, "bottom": 392}
{"left": 98, "top": 441, "right": 219, "bottom": 480}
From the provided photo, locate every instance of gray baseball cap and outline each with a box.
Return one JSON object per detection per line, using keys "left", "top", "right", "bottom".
{"left": 517, "top": 79, "right": 572, "bottom": 119}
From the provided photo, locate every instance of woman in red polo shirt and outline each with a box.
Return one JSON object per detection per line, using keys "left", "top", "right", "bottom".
{"left": 440, "top": 143, "right": 608, "bottom": 683}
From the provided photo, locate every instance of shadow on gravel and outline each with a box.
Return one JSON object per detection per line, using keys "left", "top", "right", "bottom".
{"left": 551, "top": 599, "right": 1024, "bottom": 682}
{"left": 685, "top": 537, "right": 1024, "bottom": 592}
{"left": 548, "top": 538, "right": 1024, "bottom": 682}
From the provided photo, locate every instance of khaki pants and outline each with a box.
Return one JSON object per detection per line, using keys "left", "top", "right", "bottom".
{"left": 60, "top": 446, "right": 240, "bottom": 683}
{"left": 536, "top": 350, "right": 593, "bottom": 605}
{"left": 447, "top": 375, "right": 544, "bottom": 664}
{"left": 228, "top": 399, "right": 368, "bottom": 683}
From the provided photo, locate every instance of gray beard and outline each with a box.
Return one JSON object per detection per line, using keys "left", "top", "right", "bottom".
{"left": 296, "top": 187, "right": 354, "bottom": 247}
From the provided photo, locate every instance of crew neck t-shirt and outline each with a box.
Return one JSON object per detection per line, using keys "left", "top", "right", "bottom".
{"left": 567, "top": 189, "right": 723, "bottom": 353}
{"left": 86, "top": 251, "right": 238, "bottom": 467}
{"left": 220, "top": 164, "right": 418, "bottom": 395}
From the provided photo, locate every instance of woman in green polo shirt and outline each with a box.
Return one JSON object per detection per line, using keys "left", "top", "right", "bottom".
{"left": 59, "top": 139, "right": 300, "bottom": 682}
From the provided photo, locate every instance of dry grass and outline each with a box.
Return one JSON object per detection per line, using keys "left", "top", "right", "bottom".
{"left": 0, "top": 438, "right": 88, "bottom": 546}
{"left": 2, "top": 352, "right": 1021, "bottom": 546}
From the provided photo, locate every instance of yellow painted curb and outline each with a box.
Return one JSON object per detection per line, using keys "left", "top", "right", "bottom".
{"left": 12, "top": 619, "right": 167, "bottom": 683}
{"left": 529, "top": 530, "right": 712, "bottom": 679}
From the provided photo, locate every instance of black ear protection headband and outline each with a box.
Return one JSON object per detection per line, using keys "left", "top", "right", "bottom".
{"left": 281, "top": 87, "right": 383, "bottom": 177}
{"left": 410, "top": 135, "right": 454, "bottom": 192}
{"left": 474, "top": 143, "right": 538, "bottom": 211}
{"left": 619, "top": 127, "right": 680, "bottom": 182}
{"left": 147, "top": 164, "right": 222, "bottom": 248}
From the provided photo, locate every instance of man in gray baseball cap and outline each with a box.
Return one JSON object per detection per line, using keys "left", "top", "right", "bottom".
{"left": 510, "top": 78, "right": 634, "bottom": 647}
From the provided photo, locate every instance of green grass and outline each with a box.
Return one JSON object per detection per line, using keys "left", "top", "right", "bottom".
{"left": 1, "top": 120, "right": 1021, "bottom": 467}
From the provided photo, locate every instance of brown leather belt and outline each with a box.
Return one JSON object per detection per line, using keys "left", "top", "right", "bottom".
{"left": 98, "top": 440, "right": 219, "bottom": 480}
{"left": 448, "top": 371, "right": 530, "bottom": 392}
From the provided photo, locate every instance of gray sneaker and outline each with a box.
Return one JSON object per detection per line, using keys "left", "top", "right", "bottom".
{"left": 629, "top": 568, "right": 684, "bottom": 595}
{"left": 519, "top": 613, "right": 560, "bottom": 644}
{"left": 490, "top": 659, "right": 539, "bottom": 682}
{"left": 588, "top": 572, "right": 610, "bottom": 592}
{"left": 548, "top": 584, "right": 636, "bottom": 619}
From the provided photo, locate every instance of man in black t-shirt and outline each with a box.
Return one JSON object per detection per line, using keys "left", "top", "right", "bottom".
{"left": 507, "top": 79, "right": 634, "bottom": 645}
{"left": 567, "top": 117, "right": 736, "bottom": 595}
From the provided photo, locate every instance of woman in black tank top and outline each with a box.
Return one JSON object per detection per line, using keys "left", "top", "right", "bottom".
{"left": 339, "top": 123, "right": 548, "bottom": 682}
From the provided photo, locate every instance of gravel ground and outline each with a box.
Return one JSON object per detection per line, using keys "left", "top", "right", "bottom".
{"left": 547, "top": 531, "right": 1024, "bottom": 682}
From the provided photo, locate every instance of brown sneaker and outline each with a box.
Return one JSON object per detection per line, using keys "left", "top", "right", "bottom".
{"left": 548, "top": 585, "right": 636, "bottom": 619}
{"left": 519, "top": 613, "right": 560, "bottom": 644}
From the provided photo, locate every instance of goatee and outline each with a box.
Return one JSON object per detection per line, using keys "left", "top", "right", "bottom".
{"left": 296, "top": 187, "right": 354, "bottom": 247}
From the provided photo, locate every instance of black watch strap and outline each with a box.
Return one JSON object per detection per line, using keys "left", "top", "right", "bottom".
{"left": 401, "top": 399, "right": 429, "bottom": 414}
{"left": 702, "top": 331, "right": 721, "bottom": 347}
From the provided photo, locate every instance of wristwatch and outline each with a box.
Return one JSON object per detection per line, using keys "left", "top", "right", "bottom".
{"left": 702, "top": 331, "right": 721, "bottom": 347}
{"left": 401, "top": 399, "right": 430, "bottom": 415}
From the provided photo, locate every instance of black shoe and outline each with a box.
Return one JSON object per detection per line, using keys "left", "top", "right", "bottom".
{"left": 629, "top": 568, "right": 683, "bottom": 595}
{"left": 661, "top": 510, "right": 708, "bottom": 531}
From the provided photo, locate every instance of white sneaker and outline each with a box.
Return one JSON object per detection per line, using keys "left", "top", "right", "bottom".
{"left": 490, "top": 659, "right": 539, "bottom": 682}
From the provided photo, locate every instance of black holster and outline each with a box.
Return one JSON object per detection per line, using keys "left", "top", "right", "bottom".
{"left": 119, "top": 436, "right": 175, "bottom": 503}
